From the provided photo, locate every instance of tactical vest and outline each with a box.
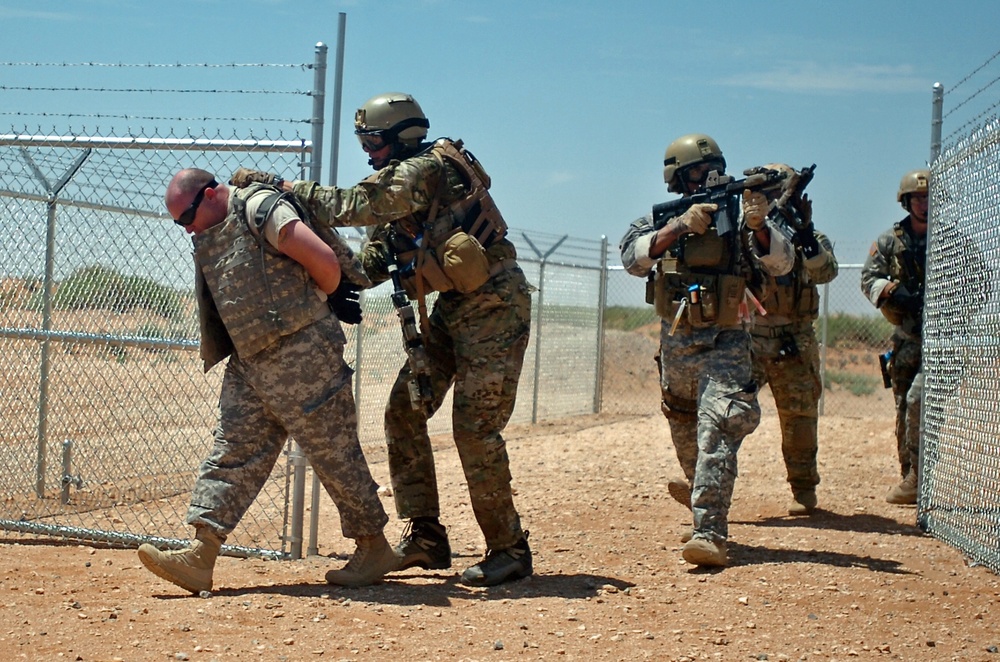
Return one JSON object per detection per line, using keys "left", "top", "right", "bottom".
{"left": 649, "top": 202, "right": 759, "bottom": 329}
{"left": 194, "top": 187, "right": 330, "bottom": 362}
{"left": 390, "top": 138, "right": 511, "bottom": 298}
{"left": 761, "top": 257, "right": 819, "bottom": 321}
{"left": 889, "top": 222, "right": 925, "bottom": 289}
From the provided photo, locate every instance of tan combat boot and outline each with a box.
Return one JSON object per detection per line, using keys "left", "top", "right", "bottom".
{"left": 667, "top": 477, "right": 693, "bottom": 511}
{"left": 137, "top": 527, "right": 223, "bottom": 593}
{"left": 325, "top": 532, "right": 400, "bottom": 587}
{"left": 788, "top": 489, "right": 818, "bottom": 516}
{"left": 682, "top": 537, "right": 728, "bottom": 567}
{"left": 886, "top": 469, "right": 918, "bottom": 505}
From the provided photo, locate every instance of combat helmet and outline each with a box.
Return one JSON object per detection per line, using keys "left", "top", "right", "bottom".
{"left": 896, "top": 169, "right": 930, "bottom": 211}
{"left": 354, "top": 92, "right": 430, "bottom": 148}
{"left": 663, "top": 133, "right": 727, "bottom": 193}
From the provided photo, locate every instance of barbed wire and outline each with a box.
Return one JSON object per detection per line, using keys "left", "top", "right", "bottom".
{"left": 943, "top": 72, "right": 1000, "bottom": 120}
{"left": 0, "top": 62, "right": 312, "bottom": 69}
{"left": 1, "top": 85, "right": 311, "bottom": 95}
{"left": 0, "top": 111, "right": 310, "bottom": 124}
{"left": 942, "top": 98, "right": 1000, "bottom": 147}
{"left": 946, "top": 47, "right": 1000, "bottom": 95}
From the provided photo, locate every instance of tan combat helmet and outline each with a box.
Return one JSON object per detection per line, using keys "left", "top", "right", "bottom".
{"left": 663, "top": 133, "right": 727, "bottom": 193}
{"left": 896, "top": 169, "right": 930, "bottom": 211}
{"left": 354, "top": 92, "right": 430, "bottom": 148}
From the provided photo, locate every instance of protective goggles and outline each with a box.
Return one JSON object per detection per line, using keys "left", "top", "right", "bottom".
{"left": 356, "top": 132, "right": 387, "bottom": 152}
{"left": 173, "top": 179, "right": 218, "bottom": 226}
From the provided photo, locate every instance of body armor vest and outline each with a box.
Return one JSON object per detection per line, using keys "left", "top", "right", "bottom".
{"left": 649, "top": 204, "right": 760, "bottom": 329}
{"left": 391, "top": 138, "right": 512, "bottom": 298}
{"left": 194, "top": 187, "right": 330, "bottom": 362}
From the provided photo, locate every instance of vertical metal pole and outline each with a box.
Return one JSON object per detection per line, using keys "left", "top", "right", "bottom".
{"left": 295, "top": 42, "right": 328, "bottom": 559}
{"left": 818, "top": 283, "right": 830, "bottom": 416}
{"left": 930, "top": 82, "right": 944, "bottom": 165}
{"left": 309, "top": 42, "right": 328, "bottom": 183}
{"left": 531, "top": 260, "right": 545, "bottom": 424}
{"left": 593, "top": 237, "right": 609, "bottom": 414}
{"left": 35, "top": 199, "right": 57, "bottom": 497}
{"left": 327, "top": 13, "right": 347, "bottom": 187}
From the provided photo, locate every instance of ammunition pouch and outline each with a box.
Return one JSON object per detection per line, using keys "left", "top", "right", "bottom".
{"left": 397, "top": 230, "right": 492, "bottom": 298}
{"left": 769, "top": 282, "right": 819, "bottom": 319}
{"left": 681, "top": 230, "right": 731, "bottom": 269}
{"left": 653, "top": 267, "right": 745, "bottom": 329}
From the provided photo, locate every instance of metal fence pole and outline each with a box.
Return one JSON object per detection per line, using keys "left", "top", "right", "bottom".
{"left": 594, "top": 236, "right": 609, "bottom": 413}
{"left": 930, "top": 82, "right": 944, "bottom": 165}
{"left": 310, "top": 18, "right": 347, "bottom": 557}
{"left": 289, "top": 42, "right": 329, "bottom": 561}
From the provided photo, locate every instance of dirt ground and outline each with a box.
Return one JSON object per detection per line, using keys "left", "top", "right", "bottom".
{"left": 2, "top": 398, "right": 999, "bottom": 662}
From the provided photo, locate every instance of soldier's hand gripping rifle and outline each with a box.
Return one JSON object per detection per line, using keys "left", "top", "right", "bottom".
{"left": 388, "top": 255, "right": 435, "bottom": 415}
{"left": 651, "top": 165, "right": 814, "bottom": 235}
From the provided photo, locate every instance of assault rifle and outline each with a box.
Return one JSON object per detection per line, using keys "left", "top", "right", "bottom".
{"left": 652, "top": 164, "right": 816, "bottom": 235}
{"left": 388, "top": 255, "right": 435, "bottom": 415}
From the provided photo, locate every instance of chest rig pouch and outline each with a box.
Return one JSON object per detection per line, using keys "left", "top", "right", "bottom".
{"left": 394, "top": 139, "right": 506, "bottom": 298}
{"left": 650, "top": 225, "right": 745, "bottom": 329}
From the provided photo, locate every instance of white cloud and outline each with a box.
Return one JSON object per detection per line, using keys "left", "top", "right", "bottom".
{"left": 718, "top": 62, "right": 930, "bottom": 94}
{"left": 0, "top": 8, "right": 76, "bottom": 20}
{"left": 545, "top": 171, "right": 575, "bottom": 187}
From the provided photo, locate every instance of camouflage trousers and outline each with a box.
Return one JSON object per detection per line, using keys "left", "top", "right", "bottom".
{"left": 751, "top": 322, "right": 822, "bottom": 492}
{"left": 187, "top": 316, "right": 388, "bottom": 540}
{"left": 889, "top": 334, "right": 923, "bottom": 478}
{"left": 386, "top": 267, "right": 532, "bottom": 551}
{"left": 658, "top": 324, "right": 761, "bottom": 543}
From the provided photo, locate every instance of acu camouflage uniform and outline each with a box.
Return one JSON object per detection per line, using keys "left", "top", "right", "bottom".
{"left": 292, "top": 139, "right": 532, "bottom": 551}
{"left": 751, "top": 216, "right": 838, "bottom": 496}
{"left": 620, "top": 204, "right": 795, "bottom": 546}
{"left": 189, "top": 186, "right": 388, "bottom": 540}
{"left": 861, "top": 216, "right": 925, "bottom": 479}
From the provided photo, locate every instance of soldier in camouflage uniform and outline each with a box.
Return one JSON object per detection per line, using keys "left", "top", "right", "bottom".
{"left": 861, "top": 169, "right": 929, "bottom": 506}
{"left": 231, "top": 93, "right": 533, "bottom": 587}
{"left": 619, "top": 135, "right": 795, "bottom": 567}
{"left": 750, "top": 164, "right": 838, "bottom": 516}
{"left": 138, "top": 168, "right": 396, "bottom": 594}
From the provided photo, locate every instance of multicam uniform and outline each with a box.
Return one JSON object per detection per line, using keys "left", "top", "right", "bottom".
{"left": 751, "top": 220, "right": 838, "bottom": 497}
{"left": 861, "top": 217, "right": 925, "bottom": 479}
{"left": 292, "top": 138, "right": 531, "bottom": 551}
{"left": 620, "top": 205, "right": 794, "bottom": 545}
{"left": 189, "top": 186, "right": 388, "bottom": 540}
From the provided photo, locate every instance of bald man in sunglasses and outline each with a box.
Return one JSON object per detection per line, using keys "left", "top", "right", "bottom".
{"left": 137, "top": 169, "right": 397, "bottom": 594}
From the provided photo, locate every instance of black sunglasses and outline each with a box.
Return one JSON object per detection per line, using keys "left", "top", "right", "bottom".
{"left": 174, "top": 179, "right": 218, "bottom": 226}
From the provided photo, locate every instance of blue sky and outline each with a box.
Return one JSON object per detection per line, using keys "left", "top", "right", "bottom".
{"left": 2, "top": 0, "right": 999, "bottom": 266}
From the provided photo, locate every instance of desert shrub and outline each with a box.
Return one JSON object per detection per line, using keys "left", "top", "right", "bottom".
{"left": 44, "top": 265, "right": 182, "bottom": 319}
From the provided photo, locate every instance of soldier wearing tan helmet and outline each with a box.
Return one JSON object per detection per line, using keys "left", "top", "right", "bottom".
{"left": 620, "top": 134, "right": 796, "bottom": 567}
{"left": 861, "top": 169, "right": 930, "bottom": 505}
{"left": 230, "top": 92, "right": 533, "bottom": 587}
{"left": 748, "top": 164, "right": 838, "bottom": 516}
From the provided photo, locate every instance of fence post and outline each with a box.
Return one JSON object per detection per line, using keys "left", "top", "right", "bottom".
{"left": 294, "top": 42, "right": 328, "bottom": 560}
{"left": 594, "top": 236, "right": 609, "bottom": 413}
{"left": 930, "top": 82, "right": 944, "bottom": 165}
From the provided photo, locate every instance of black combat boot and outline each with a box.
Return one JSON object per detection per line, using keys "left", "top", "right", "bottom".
{"left": 461, "top": 533, "right": 532, "bottom": 587}
{"left": 394, "top": 518, "right": 452, "bottom": 571}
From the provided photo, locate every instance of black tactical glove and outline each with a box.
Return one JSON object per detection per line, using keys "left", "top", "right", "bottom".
{"left": 888, "top": 284, "right": 923, "bottom": 314}
{"left": 329, "top": 279, "right": 363, "bottom": 325}
{"left": 794, "top": 228, "right": 822, "bottom": 259}
{"left": 229, "top": 167, "right": 283, "bottom": 189}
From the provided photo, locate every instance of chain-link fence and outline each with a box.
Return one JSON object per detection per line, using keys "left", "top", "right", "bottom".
{"left": 921, "top": 116, "right": 1000, "bottom": 572}
{"left": 5, "top": 47, "right": 1000, "bottom": 574}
